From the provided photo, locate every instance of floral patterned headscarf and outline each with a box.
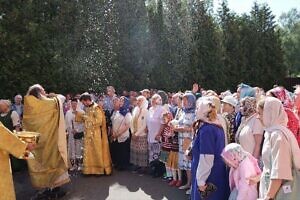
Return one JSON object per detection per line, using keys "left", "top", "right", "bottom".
{"left": 221, "top": 143, "right": 261, "bottom": 175}
{"left": 221, "top": 143, "right": 248, "bottom": 168}
{"left": 240, "top": 97, "right": 256, "bottom": 117}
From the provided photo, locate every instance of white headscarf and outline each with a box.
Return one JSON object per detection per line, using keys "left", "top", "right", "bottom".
{"left": 151, "top": 94, "right": 162, "bottom": 106}
{"left": 263, "top": 97, "right": 300, "bottom": 169}
{"left": 137, "top": 95, "right": 148, "bottom": 110}
{"left": 195, "top": 98, "right": 212, "bottom": 121}
{"left": 263, "top": 97, "right": 288, "bottom": 128}
{"left": 132, "top": 96, "right": 148, "bottom": 119}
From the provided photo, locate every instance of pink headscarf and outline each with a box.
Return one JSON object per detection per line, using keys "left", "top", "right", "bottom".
{"left": 221, "top": 143, "right": 261, "bottom": 174}
{"left": 269, "top": 86, "right": 293, "bottom": 109}
{"left": 266, "top": 89, "right": 299, "bottom": 136}
{"left": 221, "top": 143, "right": 261, "bottom": 189}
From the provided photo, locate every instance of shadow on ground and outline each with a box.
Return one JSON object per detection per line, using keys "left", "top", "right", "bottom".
{"left": 14, "top": 170, "right": 188, "bottom": 200}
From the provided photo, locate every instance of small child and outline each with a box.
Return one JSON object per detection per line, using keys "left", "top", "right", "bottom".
{"left": 167, "top": 119, "right": 181, "bottom": 187}
{"left": 159, "top": 112, "right": 173, "bottom": 180}
{"left": 221, "top": 143, "right": 261, "bottom": 200}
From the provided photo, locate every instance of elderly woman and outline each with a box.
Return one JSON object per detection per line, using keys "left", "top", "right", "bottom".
{"left": 111, "top": 96, "right": 132, "bottom": 170}
{"left": 221, "top": 95, "right": 238, "bottom": 144}
{"left": 147, "top": 94, "right": 165, "bottom": 163}
{"left": 0, "top": 100, "right": 20, "bottom": 131}
{"left": 206, "top": 95, "right": 228, "bottom": 145}
{"left": 236, "top": 97, "right": 264, "bottom": 158}
{"left": 174, "top": 93, "right": 196, "bottom": 194}
{"left": 130, "top": 96, "right": 149, "bottom": 173}
{"left": 267, "top": 86, "right": 299, "bottom": 145}
{"left": 191, "top": 99, "right": 229, "bottom": 200}
{"left": 235, "top": 84, "right": 256, "bottom": 131}
{"left": 258, "top": 97, "right": 300, "bottom": 200}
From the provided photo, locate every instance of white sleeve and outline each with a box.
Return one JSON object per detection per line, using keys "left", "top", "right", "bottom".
{"left": 125, "top": 113, "right": 132, "bottom": 125}
{"left": 11, "top": 111, "right": 20, "bottom": 127}
{"left": 57, "top": 94, "right": 66, "bottom": 103}
{"left": 65, "top": 112, "right": 72, "bottom": 131}
{"left": 252, "top": 118, "right": 264, "bottom": 135}
{"left": 196, "top": 154, "right": 214, "bottom": 187}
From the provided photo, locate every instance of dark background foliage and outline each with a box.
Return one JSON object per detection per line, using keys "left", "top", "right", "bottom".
{"left": 0, "top": 0, "right": 299, "bottom": 98}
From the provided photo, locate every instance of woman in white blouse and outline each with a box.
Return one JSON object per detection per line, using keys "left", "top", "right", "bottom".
{"left": 111, "top": 96, "right": 132, "bottom": 170}
{"left": 147, "top": 94, "right": 164, "bottom": 163}
{"left": 236, "top": 97, "right": 263, "bottom": 158}
{"left": 130, "top": 96, "right": 149, "bottom": 173}
{"left": 258, "top": 97, "right": 300, "bottom": 200}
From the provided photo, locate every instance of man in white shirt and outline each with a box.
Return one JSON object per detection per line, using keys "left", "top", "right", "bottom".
{"left": 0, "top": 99, "right": 20, "bottom": 131}
{"left": 12, "top": 94, "right": 23, "bottom": 120}
{"left": 65, "top": 98, "right": 85, "bottom": 172}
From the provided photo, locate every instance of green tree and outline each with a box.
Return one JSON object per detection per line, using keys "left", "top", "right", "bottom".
{"left": 114, "top": 0, "right": 150, "bottom": 91}
{"left": 188, "top": 0, "right": 225, "bottom": 91}
{"left": 279, "top": 8, "right": 300, "bottom": 76}
{"left": 245, "top": 3, "right": 285, "bottom": 88}
{"left": 147, "top": 0, "right": 170, "bottom": 90}
{"left": 218, "top": 0, "right": 246, "bottom": 90}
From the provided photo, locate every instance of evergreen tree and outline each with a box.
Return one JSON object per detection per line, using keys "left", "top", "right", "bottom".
{"left": 114, "top": 0, "right": 150, "bottom": 91}
{"left": 279, "top": 8, "right": 300, "bottom": 76}
{"left": 147, "top": 0, "right": 171, "bottom": 90}
{"left": 218, "top": 0, "right": 246, "bottom": 90}
{"left": 188, "top": 0, "right": 225, "bottom": 91}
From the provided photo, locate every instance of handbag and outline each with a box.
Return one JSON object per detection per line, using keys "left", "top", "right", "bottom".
{"left": 198, "top": 182, "right": 217, "bottom": 199}
{"left": 71, "top": 120, "right": 84, "bottom": 140}
{"left": 73, "top": 132, "right": 84, "bottom": 140}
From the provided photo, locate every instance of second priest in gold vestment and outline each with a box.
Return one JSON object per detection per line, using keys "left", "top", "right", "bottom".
{"left": 76, "top": 93, "right": 112, "bottom": 175}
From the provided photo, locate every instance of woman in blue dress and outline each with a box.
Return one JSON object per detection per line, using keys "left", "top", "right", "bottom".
{"left": 191, "top": 98, "right": 230, "bottom": 200}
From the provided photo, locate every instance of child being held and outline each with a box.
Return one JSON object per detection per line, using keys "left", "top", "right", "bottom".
{"left": 221, "top": 143, "right": 261, "bottom": 200}
{"left": 159, "top": 112, "right": 173, "bottom": 180}
{"left": 159, "top": 112, "right": 181, "bottom": 186}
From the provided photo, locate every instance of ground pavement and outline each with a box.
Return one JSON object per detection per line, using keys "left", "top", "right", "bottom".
{"left": 14, "top": 170, "right": 188, "bottom": 200}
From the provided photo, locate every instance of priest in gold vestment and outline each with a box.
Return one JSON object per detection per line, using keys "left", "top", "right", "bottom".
{"left": 76, "top": 93, "right": 112, "bottom": 175}
{"left": 0, "top": 122, "right": 33, "bottom": 200}
{"left": 23, "top": 84, "right": 70, "bottom": 199}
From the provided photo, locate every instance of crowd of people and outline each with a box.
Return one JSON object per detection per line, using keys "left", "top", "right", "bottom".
{"left": 1, "top": 83, "right": 300, "bottom": 200}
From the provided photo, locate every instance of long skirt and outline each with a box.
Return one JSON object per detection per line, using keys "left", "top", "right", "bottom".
{"left": 130, "top": 135, "right": 148, "bottom": 167}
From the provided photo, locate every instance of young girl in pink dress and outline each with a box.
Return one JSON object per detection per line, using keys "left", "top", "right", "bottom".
{"left": 221, "top": 143, "right": 261, "bottom": 200}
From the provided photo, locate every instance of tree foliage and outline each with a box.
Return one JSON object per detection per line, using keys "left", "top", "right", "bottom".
{"left": 279, "top": 8, "right": 300, "bottom": 76}
{"left": 0, "top": 0, "right": 290, "bottom": 98}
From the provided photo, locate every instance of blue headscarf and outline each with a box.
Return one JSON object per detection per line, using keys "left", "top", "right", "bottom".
{"left": 119, "top": 96, "right": 130, "bottom": 116}
{"left": 183, "top": 93, "right": 196, "bottom": 113}
{"left": 239, "top": 83, "right": 255, "bottom": 99}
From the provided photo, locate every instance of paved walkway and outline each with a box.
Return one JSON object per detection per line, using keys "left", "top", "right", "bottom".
{"left": 14, "top": 170, "right": 188, "bottom": 200}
